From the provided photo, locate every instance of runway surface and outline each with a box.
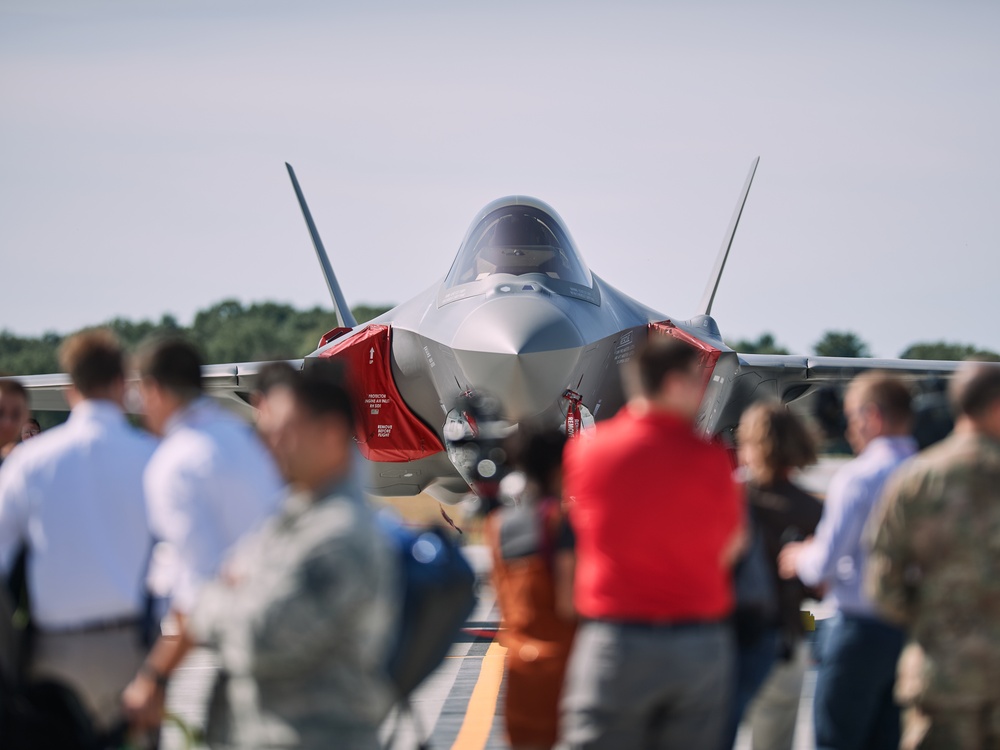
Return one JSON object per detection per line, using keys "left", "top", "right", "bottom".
{"left": 161, "top": 549, "right": 819, "bottom": 750}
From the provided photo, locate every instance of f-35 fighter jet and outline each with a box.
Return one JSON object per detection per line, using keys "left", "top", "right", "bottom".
{"left": 13, "top": 160, "right": 969, "bottom": 503}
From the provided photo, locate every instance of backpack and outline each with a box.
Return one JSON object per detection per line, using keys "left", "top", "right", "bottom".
{"left": 379, "top": 518, "right": 477, "bottom": 699}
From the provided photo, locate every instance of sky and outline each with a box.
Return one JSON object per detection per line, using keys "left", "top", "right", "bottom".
{"left": 2, "top": 0, "right": 998, "bottom": 358}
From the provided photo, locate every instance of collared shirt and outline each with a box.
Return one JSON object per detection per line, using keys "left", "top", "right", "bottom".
{"left": 0, "top": 400, "right": 156, "bottom": 630}
{"left": 188, "top": 474, "right": 399, "bottom": 749}
{"left": 145, "top": 398, "right": 282, "bottom": 614}
{"left": 565, "top": 406, "right": 743, "bottom": 622}
{"left": 796, "top": 435, "right": 916, "bottom": 617}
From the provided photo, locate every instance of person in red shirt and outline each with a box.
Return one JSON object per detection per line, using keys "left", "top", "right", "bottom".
{"left": 559, "top": 336, "right": 745, "bottom": 749}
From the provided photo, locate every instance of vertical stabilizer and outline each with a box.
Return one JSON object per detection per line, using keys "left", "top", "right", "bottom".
{"left": 696, "top": 157, "right": 760, "bottom": 316}
{"left": 285, "top": 163, "right": 358, "bottom": 329}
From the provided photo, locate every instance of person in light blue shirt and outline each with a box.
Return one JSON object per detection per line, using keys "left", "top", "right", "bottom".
{"left": 779, "top": 372, "right": 916, "bottom": 750}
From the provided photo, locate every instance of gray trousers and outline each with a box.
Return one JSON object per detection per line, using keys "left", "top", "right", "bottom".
{"left": 559, "top": 619, "right": 734, "bottom": 750}
{"left": 31, "top": 624, "right": 145, "bottom": 730}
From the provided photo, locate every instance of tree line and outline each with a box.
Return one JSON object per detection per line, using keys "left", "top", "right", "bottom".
{"left": 0, "top": 300, "right": 393, "bottom": 376}
{"left": 729, "top": 331, "right": 1000, "bottom": 361}
{"left": 1, "top": 302, "right": 996, "bottom": 378}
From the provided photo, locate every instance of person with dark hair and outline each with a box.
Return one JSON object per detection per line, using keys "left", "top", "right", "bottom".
{"left": 559, "top": 336, "right": 744, "bottom": 749}
{"left": 779, "top": 371, "right": 916, "bottom": 750}
{"left": 0, "top": 330, "right": 155, "bottom": 729}
{"left": 20, "top": 418, "right": 41, "bottom": 442}
{"left": 0, "top": 380, "right": 30, "bottom": 463}
{"left": 122, "top": 337, "right": 282, "bottom": 731}
{"left": 867, "top": 361, "right": 1000, "bottom": 749}
{"left": 736, "top": 402, "right": 822, "bottom": 750}
{"left": 184, "top": 360, "right": 398, "bottom": 749}
{"left": 487, "top": 426, "right": 576, "bottom": 750}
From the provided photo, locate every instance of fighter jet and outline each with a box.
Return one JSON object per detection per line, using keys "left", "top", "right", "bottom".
{"left": 12, "top": 160, "right": 967, "bottom": 503}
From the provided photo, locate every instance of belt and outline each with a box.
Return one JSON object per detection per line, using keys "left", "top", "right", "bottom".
{"left": 588, "top": 617, "right": 726, "bottom": 631}
{"left": 41, "top": 615, "right": 141, "bottom": 635}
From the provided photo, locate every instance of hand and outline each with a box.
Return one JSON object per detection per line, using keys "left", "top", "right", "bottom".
{"left": 122, "top": 669, "right": 167, "bottom": 732}
{"left": 721, "top": 527, "right": 749, "bottom": 568}
{"left": 778, "top": 541, "right": 806, "bottom": 580}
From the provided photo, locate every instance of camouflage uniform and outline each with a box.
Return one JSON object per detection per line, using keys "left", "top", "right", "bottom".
{"left": 867, "top": 431, "right": 1000, "bottom": 750}
{"left": 188, "top": 477, "right": 399, "bottom": 750}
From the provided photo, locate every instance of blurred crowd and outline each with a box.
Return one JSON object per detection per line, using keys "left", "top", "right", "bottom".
{"left": 488, "top": 339, "right": 1000, "bottom": 750}
{"left": 1, "top": 331, "right": 999, "bottom": 750}
{"left": 1, "top": 332, "right": 395, "bottom": 749}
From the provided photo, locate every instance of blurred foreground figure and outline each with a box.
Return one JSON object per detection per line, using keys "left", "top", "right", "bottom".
{"left": 488, "top": 427, "right": 576, "bottom": 750}
{"left": 867, "top": 362, "right": 1000, "bottom": 750}
{"left": 123, "top": 338, "right": 282, "bottom": 730}
{"left": 737, "top": 402, "right": 822, "bottom": 750}
{"left": 20, "top": 418, "right": 41, "bottom": 442}
{"left": 0, "top": 330, "right": 155, "bottom": 728}
{"left": 0, "top": 380, "right": 30, "bottom": 463}
{"left": 780, "top": 372, "right": 915, "bottom": 750}
{"left": 559, "top": 338, "right": 744, "bottom": 750}
{"left": 188, "top": 361, "right": 398, "bottom": 749}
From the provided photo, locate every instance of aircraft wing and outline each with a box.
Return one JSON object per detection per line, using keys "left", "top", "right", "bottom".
{"left": 8, "top": 360, "right": 304, "bottom": 415}
{"left": 738, "top": 352, "right": 960, "bottom": 385}
{"left": 702, "top": 351, "right": 964, "bottom": 442}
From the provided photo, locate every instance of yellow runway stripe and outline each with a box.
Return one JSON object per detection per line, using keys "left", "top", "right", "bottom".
{"left": 450, "top": 640, "right": 507, "bottom": 750}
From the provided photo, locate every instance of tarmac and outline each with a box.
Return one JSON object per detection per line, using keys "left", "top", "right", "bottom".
{"left": 160, "top": 544, "right": 821, "bottom": 750}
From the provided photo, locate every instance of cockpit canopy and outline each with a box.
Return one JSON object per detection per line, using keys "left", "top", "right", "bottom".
{"left": 443, "top": 198, "right": 595, "bottom": 303}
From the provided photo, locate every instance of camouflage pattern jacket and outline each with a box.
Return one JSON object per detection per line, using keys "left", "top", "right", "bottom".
{"left": 189, "top": 476, "right": 399, "bottom": 750}
{"left": 867, "top": 431, "right": 1000, "bottom": 709}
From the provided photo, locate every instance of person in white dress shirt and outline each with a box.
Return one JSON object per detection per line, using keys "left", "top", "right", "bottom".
{"left": 122, "top": 337, "right": 283, "bottom": 731}
{"left": 0, "top": 329, "right": 156, "bottom": 729}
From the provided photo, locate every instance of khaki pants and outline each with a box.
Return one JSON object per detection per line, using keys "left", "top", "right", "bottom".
{"left": 31, "top": 624, "right": 145, "bottom": 730}
{"left": 746, "top": 641, "right": 809, "bottom": 750}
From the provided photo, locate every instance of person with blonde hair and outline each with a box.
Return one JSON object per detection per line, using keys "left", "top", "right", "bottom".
{"left": 735, "top": 401, "right": 822, "bottom": 750}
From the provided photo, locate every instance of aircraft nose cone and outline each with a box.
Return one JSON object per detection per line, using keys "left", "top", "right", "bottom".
{"left": 451, "top": 292, "right": 584, "bottom": 355}
{"left": 450, "top": 293, "right": 585, "bottom": 421}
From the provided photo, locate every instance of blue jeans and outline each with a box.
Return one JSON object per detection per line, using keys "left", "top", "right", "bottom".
{"left": 719, "top": 627, "right": 780, "bottom": 749}
{"left": 814, "top": 612, "right": 904, "bottom": 750}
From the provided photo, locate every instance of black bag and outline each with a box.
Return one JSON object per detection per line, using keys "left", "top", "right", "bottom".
{"left": 732, "top": 514, "right": 779, "bottom": 647}
{"left": 3, "top": 679, "right": 126, "bottom": 750}
{"left": 6, "top": 544, "right": 34, "bottom": 681}
{"left": 380, "top": 520, "right": 477, "bottom": 698}
{"left": 2, "top": 549, "right": 132, "bottom": 750}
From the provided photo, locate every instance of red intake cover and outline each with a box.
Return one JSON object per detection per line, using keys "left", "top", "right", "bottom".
{"left": 648, "top": 320, "right": 722, "bottom": 397}
{"left": 319, "top": 325, "right": 444, "bottom": 462}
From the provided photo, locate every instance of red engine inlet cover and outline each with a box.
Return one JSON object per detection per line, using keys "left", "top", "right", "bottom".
{"left": 648, "top": 320, "right": 722, "bottom": 398}
{"left": 319, "top": 324, "right": 444, "bottom": 462}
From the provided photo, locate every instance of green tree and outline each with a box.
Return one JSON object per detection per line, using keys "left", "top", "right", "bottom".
{"left": 0, "top": 331, "right": 61, "bottom": 375}
{"left": 900, "top": 341, "right": 1000, "bottom": 362}
{"left": 351, "top": 304, "right": 394, "bottom": 324}
{"left": 0, "top": 299, "right": 397, "bottom": 374}
{"left": 727, "top": 332, "right": 789, "bottom": 355}
{"left": 814, "top": 331, "right": 871, "bottom": 358}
